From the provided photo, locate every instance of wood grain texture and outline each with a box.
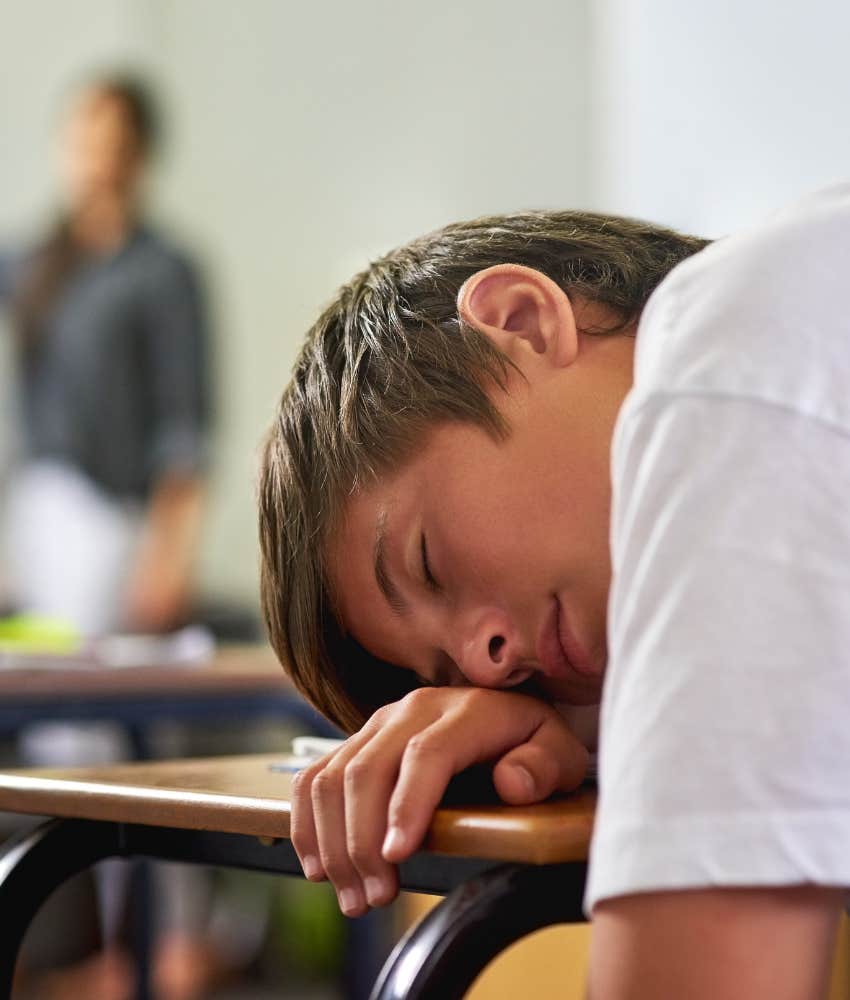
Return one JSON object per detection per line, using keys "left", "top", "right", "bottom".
{"left": 0, "top": 754, "right": 595, "bottom": 862}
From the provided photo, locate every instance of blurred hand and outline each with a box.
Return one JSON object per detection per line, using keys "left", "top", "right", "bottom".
{"left": 123, "top": 474, "right": 204, "bottom": 633}
{"left": 123, "top": 548, "right": 190, "bottom": 632}
{"left": 290, "top": 686, "right": 589, "bottom": 916}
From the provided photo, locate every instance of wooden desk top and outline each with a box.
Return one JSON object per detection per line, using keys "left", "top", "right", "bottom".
{"left": 0, "top": 754, "right": 595, "bottom": 864}
{"left": 0, "top": 644, "right": 292, "bottom": 700}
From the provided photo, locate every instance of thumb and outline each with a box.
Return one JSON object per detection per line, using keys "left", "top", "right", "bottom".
{"left": 492, "top": 713, "right": 589, "bottom": 805}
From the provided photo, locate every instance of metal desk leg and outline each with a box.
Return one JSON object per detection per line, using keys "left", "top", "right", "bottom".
{"left": 369, "top": 861, "right": 588, "bottom": 1000}
{"left": 0, "top": 819, "right": 124, "bottom": 999}
{"left": 126, "top": 723, "right": 156, "bottom": 1000}
{"left": 125, "top": 858, "right": 153, "bottom": 1000}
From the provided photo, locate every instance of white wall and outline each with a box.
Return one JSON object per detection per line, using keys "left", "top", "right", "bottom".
{"left": 9, "top": 1, "right": 847, "bottom": 608}
{"left": 0, "top": 0, "right": 593, "bottom": 606}
{"left": 589, "top": 0, "right": 850, "bottom": 236}
{"left": 0, "top": 1, "right": 160, "bottom": 233}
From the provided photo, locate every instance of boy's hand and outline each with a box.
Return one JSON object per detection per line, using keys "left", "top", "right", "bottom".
{"left": 289, "top": 686, "right": 589, "bottom": 916}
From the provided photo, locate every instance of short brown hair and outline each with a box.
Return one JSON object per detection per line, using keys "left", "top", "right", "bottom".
{"left": 259, "top": 210, "right": 708, "bottom": 733}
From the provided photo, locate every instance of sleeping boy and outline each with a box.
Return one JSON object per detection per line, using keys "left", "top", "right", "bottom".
{"left": 259, "top": 187, "right": 850, "bottom": 999}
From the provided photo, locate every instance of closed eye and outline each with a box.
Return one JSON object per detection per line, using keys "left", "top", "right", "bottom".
{"left": 421, "top": 533, "right": 440, "bottom": 592}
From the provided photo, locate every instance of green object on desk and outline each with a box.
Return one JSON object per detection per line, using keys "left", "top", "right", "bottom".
{"left": 0, "top": 615, "right": 82, "bottom": 654}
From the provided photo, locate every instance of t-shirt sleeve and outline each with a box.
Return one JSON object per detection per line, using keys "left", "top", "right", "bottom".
{"left": 585, "top": 390, "right": 850, "bottom": 916}
{"left": 140, "top": 253, "right": 212, "bottom": 481}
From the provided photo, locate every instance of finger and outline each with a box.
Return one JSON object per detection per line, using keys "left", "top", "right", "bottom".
{"left": 382, "top": 694, "right": 554, "bottom": 862}
{"left": 492, "top": 715, "right": 589, "bottom": 805}
{"left": 290, "top": 724, "right": 379, "bottom": 883}
{"left": 343, "top": 738, "right": 404, "bottom": 907}
{"left": 312, "top": 757, "right": 369, "bottom": 917}
{"left": 290, "top": 763, "right": 326, "bottom": 881}
{"left": 308, "top": 714, "right": 398, "bottom": 915}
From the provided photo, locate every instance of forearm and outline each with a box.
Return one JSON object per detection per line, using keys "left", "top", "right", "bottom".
{"left": 139, "top": 473, "right": 205, "bottom": 575}
{"left": 587, "top": 887, "right": 844, "bottom": 1000}
{"left": 125, "top": 473, "right": 205, "bottom": 630}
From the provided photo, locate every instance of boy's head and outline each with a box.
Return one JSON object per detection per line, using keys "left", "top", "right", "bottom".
{"left": 259, "top": 210, "right": 708, "bottom": 733}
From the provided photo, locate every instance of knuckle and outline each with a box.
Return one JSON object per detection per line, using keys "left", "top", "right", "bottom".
{"left": 311, "top": 767, "right": 342, "bottom": 803}
{"left": 405, "top": 732, "right": 438, "bottom": 759}
{"left": 346, "top": 834, "right": 376, "bottom": 871}
{"left": 343, "top": 757, "right": 370, "bottom": 793}
{"left": 290, "top": 769, "right": 310, "bottom": 799}
{"left": 317, "top": 847, "right": 352, "bottom": 882}
{"left": 401, "top": 686, "right": 437, "bottom": 711}
{"left": 452, "top": 687, "right": 480, "bottom": 712}
{"left": 368, "top": 701, "right": 395, "bottom": 727}
{"left": 440, "top": 686, "right": 483, "bottom": 718}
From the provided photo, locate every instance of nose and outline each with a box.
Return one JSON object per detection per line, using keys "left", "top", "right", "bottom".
{"left": 453, "top": 608, "right": 531, "bottom": 688}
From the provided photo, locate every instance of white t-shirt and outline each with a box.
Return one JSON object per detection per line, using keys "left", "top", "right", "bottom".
{"left": 585, "top": 185, "right": 850, "bottom": 916}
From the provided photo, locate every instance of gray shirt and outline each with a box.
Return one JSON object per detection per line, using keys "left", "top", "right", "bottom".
{"left": 0, "top": 226, "right": 210, "bottom": 499}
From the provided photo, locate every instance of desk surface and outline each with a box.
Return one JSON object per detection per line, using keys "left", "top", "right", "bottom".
{"left": 0, "top": 754, "right": 596, "bottom": 864}
{"left": 0, "top": 644, "right": 290, "bottom": 700}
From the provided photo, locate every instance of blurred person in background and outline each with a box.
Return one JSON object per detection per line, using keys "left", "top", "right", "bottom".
{"left": 0, "top": 74, "right": 209, "bottom": 636}
{"left": 0, "top": 74, "right": 217, "bottom": 1000}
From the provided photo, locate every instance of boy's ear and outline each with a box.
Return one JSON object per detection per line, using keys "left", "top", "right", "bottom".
{"left": 457, "top": 263, "right": 578, "bottom": 370}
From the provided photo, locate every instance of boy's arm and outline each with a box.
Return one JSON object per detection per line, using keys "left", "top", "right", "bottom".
{"left": 290, "top": 686, "right": 589, "bottom": 916}
{"left": 588, "top": 885, "right": 844, "bottom": 1000}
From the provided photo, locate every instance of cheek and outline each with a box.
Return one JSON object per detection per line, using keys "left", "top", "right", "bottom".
{"left": 431, "top": 452, "right": 608, "bottom": 598}
{"left": 430, "top": 474, "right": 557, "bottom": 589}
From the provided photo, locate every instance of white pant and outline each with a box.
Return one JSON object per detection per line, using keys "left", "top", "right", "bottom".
{"left": 3, "top": 461, "right": 267, "bottom": 954}
{"left": 4, "top": 462, "right": 142, "bottom": 942}
{"left": 5, "top": 460, "right": 141, "bottom": 635}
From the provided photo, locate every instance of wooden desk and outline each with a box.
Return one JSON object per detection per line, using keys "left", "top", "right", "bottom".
{"left": 0, "top": 644, "right": 335, "bottom": 740}
{"left": 0, "top": 754, "right": 594, "bottom": 1000}
{"left": 0, "top": 644, "right": 281, "bottom": 695}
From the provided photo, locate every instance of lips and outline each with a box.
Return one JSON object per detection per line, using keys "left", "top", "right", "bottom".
{"left": 556, "top": 597, "right": 601, "bottom": 677}
{"left": 537, "top": 596, "right": 599, "bottom": 680}
{"left": 536, "top": 597, "right": 573, "bottom": 679}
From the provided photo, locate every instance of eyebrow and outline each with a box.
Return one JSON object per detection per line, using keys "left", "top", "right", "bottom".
{"left": 374, "top": 509, "right": 409, "bottom": 616}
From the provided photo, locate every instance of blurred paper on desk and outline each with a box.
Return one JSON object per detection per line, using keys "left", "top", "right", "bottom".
{"left": 93, "top": 625, "right": 215, "bottom": 668}
{"left": 269, "top": 736, "right": 346, "bottom": 772}
{"left": 0, "top": 621, "right": 215, "bottom": 670}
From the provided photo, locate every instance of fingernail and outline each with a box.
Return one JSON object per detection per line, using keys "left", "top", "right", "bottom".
{"left": 339, "top": 887, "right": 362, "bottom": 915}
{"left": 302, "top": 855, "right": 322, "bottom": 880}
{"left": 382, "top": 826, "right": 406, "bottom": 858}
{"left": 511, "top": 764, "right": 535, "bottom": 797}
{"left": 364, "top": 876, "right": 386, "bottom": 906}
